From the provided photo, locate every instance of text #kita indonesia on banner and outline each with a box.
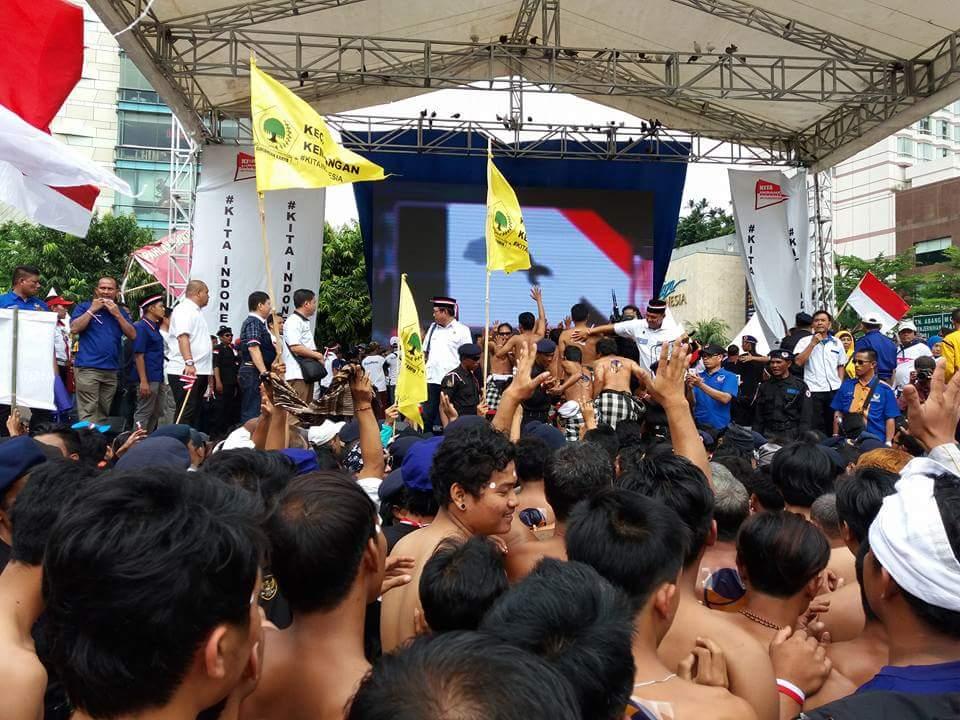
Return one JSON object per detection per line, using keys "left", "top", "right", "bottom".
{"left": 191, "top": 145, "right": 325, "bottom": 334}
{"left": 729, "top": 169, "right": 811, "bottom": 345}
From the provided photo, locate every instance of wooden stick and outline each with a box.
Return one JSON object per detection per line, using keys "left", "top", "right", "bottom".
{"left": 482, "top": 270, "right": 491, "bottom": 384}
{"left": 175, "top": 383, "right": 193, "bottom": 424}
{"left": 257, "top": 191, "right": 288, "bottom": 445}
{"left": 10, "top": 308, "right": 19, "bottom": 411}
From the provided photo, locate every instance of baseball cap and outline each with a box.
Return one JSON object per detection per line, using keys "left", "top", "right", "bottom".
{"left": 898, "top": 320, "right": 917, "bottom": 332}
{"left": 520, "top": 421, "right": 566, "bottom": 451}
{"left": 769, "top": 348, "right": 794, "bottom": 360}
{"left": 307, "top": 420, "right": 345, "bottom": 446}
{"left": 114, "top": 437, "right": 190, "bottom": 471}
{"left": 338, "top": 419, "right": 361, "bottom": 444}
{"left": 46, "top": 296, "right": 74, "bottom": 307}
{"left": 862, "top": 314, "right": 883, "bottom": 326}
{"left": 535, "top": 338, "right": 557, "bottom": 354}
{"left": 0, "top": 437, "right": 47, "bottom": 495}
{"left": 400, "top": 435, "right": 444, "bottom": 493}
{"left": 701, "top": 343, "right": 726, "bottom": 356}
{"left": 390, "top": 336, "right": 399, "bottom": 347}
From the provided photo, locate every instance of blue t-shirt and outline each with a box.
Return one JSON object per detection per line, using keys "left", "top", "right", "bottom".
{"left": 693, "top": 368, "right": 739, "bottom": 430}
{"left": 830, "top": 376, "right": 900, "bottom": 438}
{"left": 71, "top": 301, "right": 133, "bottom": 371}
{"left": 128, "top": 318, "right": 165, "bottom": 383}
{"left": 858, "top": 659, "right": 960, "bottom": 694}
{"left": 855, "top": 330, "right": 898, "bottom": 377}
{"left": 0, "top": 291, "right": 49, "bottom": 312}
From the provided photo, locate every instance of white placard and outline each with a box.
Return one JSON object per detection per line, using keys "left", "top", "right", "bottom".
{"left": 0, "top": 309, "right": 56, "bottom": 410}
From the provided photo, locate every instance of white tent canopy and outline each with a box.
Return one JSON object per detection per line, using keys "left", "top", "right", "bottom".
{"left": 90, "top": 0, "right": 960, "bottom": 169}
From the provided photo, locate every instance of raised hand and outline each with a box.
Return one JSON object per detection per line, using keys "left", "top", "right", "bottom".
{"left": 901, "top": 358, "right": 960, "bottom": 449}
{"left": 641, "top": 338, "right": 690, "bottom": 408}
{"left": 508, "top": 341, "right": 552, "bottom": 401}
{"left": 349, "top": 368, "right": 375, "bottom": 407}
{"left": 530, "top": 286, "right": 542, "bottom": 302}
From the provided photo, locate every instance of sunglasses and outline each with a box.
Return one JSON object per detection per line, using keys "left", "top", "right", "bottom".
{"left": 852, "top": 359, "right": 873, "bottom": 365}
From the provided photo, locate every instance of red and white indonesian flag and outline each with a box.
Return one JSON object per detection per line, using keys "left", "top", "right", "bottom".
{"left": 132, "top": 230, "right": 192, "bottom": 299}
{"left": 846, "top": 271, "right": 909, "bottom": 332}
{"left": 0, "top": 0, "right": 131, "bottom": 236}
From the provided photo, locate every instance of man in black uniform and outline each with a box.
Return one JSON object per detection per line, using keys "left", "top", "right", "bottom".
{"left": 521, "top": 338, "right": 558, "bottom": 424}
{"left": 441, "top": 343, "right": 483, "bottom": 418}
{"left": 730, "top": 334, "right": 767, "bottom": 427}
{"left": 211, "top": 326, "right": 241, "bottom": 434}
{"left": 754, "top": 348, "right": 811, "bottom": 442}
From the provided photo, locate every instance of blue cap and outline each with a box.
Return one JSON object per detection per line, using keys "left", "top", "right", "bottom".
{"left": 152, "top": 424, "right": 192, "bottom": 447}
{"left": 379, "top": 468, "right": 405, "bottom": 502}
{"left": 535, "top": 338, "right": 557, "bottom": 354}
{"left": 338, "top": 419, "right": 361, "bottom": 444}
{"left": 520, "top": 420, "right": 565, "bottom": 450}
{"left": 400, "top": 435, "right": 443, "bottom": 493}
{"left": 458, "top": 343, "right": 482, "bottom": 358}
{"left": 389, "top": 434, "right": 425, "bottom": 467}
{"left": 114, "top": 437, "right": 190, "bottom": 471}
{"left": 0, "top": 437, "right": 47, "bottom": 495}
{"left": 280, "top": 448, "right": 319, "bottom": 475}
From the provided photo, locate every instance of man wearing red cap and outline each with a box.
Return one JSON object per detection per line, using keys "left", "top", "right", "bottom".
{"left": 45, "top": 294, "right": 75, "bottom": 388}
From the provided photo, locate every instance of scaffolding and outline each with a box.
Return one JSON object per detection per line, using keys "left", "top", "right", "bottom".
{"left": 165, "top": 113, "right": 199, "bottom": 304}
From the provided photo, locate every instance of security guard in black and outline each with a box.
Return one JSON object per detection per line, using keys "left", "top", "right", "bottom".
{"left": 754, "top": 348, "right": 811, "bottom": 441}
{"left": 441, "top": 343, "right": 483, "bottom": 417}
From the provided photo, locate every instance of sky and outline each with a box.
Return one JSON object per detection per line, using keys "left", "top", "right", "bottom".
{"left": 322, "top": 85, "right": 741, "bottom": 227}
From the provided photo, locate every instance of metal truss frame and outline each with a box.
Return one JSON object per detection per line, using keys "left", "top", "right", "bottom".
{"left": 809, "top": 171, "right": 836, "bottom": 312}
{"left": 165, "top": 113, "right": 199, "bottom": 303}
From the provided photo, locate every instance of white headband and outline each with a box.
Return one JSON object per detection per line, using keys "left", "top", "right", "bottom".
{"left": 868, "top": 457, "right": 960, "bottom": 612}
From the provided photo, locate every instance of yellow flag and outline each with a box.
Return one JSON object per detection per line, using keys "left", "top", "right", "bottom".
{"left": 249, "top": 58, "right": 386, "bottom": 193}
{"left": 486, "top": 143, "right": 530, "bottom": 274}
{"left": 396, "top": 274, "right": 428, "bottom": 430}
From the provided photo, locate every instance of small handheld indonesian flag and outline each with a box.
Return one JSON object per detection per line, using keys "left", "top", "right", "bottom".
{"left": 846, "top": 271, "right": 910, "bottom": 332}
{"left": 180, "top": 374, "right": 196, "bottom": 391}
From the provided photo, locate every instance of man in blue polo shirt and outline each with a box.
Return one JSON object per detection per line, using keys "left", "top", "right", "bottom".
{"left": 830, "top": 348, "right": 900, "bottom": 443}
{"left": 0, "top": 265, "right": 49, "bottom": 312}
{"left": 855, "top": 314, "right": 898, "bottom": 383}
{"left": 688, "top": 344, "right": 739, "bottom": 434}
{"left": 70, "top": 277, "right": 136, "bottom": 425}
{"left": 129, "top": 294, "right": 167, "bottom": 432}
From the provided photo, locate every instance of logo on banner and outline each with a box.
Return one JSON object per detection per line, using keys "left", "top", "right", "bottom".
{"left": 234, "top": 152, "right": 256, "bottom": 182}
{"left": 754, "top": 179, "right": 789, "bottom": 210}
{"left": 491, "top": 204, "right": 513, "bottom": 238}
{"left": 254, "top": 112, "right": 297, "bottom": 153}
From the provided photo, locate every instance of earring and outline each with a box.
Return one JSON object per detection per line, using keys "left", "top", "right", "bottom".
{"left": 459, "top": 503, "right": 467, "bottom": 511}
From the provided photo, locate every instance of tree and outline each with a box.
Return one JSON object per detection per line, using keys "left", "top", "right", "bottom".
{"left": 674, "top": 198, "right": 735, "bottom": 248}
{"left": 315, "top": 220, "right": 371, "bottom": 347}
{"left": 690, "top": 317, "right": 731, "bottom": 347}
{"left": 0, "top": 214, "right": 155, "bottom": 301}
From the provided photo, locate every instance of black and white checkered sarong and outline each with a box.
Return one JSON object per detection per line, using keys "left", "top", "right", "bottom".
{"left": 593, "top": 390, "right": 642, "bottom": 428}
{"left": 484, "top": 376, "right": 512, "bottom": 414}
{"left": 559, "top": 409, "right": 584, "bottom": 442}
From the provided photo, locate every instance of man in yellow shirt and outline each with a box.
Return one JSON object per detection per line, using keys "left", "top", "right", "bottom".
{"left": 943, "top": 309, "right": 960, "bottom": 382}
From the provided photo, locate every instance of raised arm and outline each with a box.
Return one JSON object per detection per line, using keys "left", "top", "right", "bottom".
{"left": 352, "top": 369, "right": 385, "bottom": 480}
{"left": 492, "top": 342, "right": 551, "bottom": 434}
{"left": 531, "top": 287, "right": 547, "bottom": 337}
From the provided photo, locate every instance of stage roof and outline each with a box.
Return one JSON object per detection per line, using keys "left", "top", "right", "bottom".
{"left": 89, "top": 0, "right": 960, "bottom": 170}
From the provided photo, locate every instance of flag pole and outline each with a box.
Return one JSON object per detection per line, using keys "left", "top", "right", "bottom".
{"left": 257, "top": 190, "right": 288, "bottom": 445}
{"left": 483, "top": 270, "right": 491, "bottom": 385}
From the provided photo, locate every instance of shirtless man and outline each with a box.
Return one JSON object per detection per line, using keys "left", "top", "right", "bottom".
{"left": 482, "top": 322, "right": 516, "bottom": 414}
{"left": 557, "top": 302, "right": 600, "bottom": 370}
{"left": 514, "top": 437, "right": 556, "bottom": 533}
{"left": 495, "top": 287, "right": 547, "bottom": 362}
{"left": 380, "top": 423, "right": 518, "bottom": 652}
{"left": 568, "top": 488, "right": 758, "bottom": 720}
{"left": 243, "top": 472, "right": 409, "bottom": 720}
{"left": 504, "top": 442, "right": 613, "bottom": 581}
{"left": 810, "top": 493, "right": 856, "bottom": 586}
{"left": 0, "top": 460, "right": 89, "bottom": 720}
{"left": 592, "top": 338, "right": 646, "bottom": 428}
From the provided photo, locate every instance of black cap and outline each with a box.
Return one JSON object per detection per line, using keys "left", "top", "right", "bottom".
{"left": 795, "top": 312, "right": 814, "bottom": 326}
{"left": 535, "top": 338, "right": 557, "bottom": 354}
{"left": 646, "top": 299, "right": 667, "bottom": 314}
{"left": 458, "top": 343, "right": 482, "bottom": 359}
{"left": 701, "top": 343, "right": 725, "bottom": 356}
{"left": 430, "top": 296, "right": 457, "bottom": 310}
{"left": 217, "top": 325, "right": 233, "bottom": 336}
{"left": 769, "top": 348, "right": 794, "bottom": 360}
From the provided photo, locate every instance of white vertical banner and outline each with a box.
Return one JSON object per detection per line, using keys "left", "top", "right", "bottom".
{"left": 0, "top": 309, "right": 56, "bottom": 410}
{"left": 729, "top": 169, "right": 811, "bottom": 345}
{"left": 191, "top": 145, "right": 325, "bottom": 334}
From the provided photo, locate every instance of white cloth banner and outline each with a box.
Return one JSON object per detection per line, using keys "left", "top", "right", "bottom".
{"left": 0, "top": 309, "right": 56, "bottom": 410}
{"left": 191, "top": 145, "right": 325, "bottom": 334}
{"left": 729, "top": 169, "right": 811, "bottom": 346}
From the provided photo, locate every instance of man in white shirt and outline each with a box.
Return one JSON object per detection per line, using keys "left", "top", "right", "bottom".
{"left": 792, "top": 309, "right": 846, "bottom": 436}
{"left": 572, "top": 298, "right": 683, "bottom": 373}
{"left": 385, "top": 336, "right": 400, "bottom": 405}
{"left": 893, "top": 319, "right": 934, "bottom": 390}
{"left": 422, "top": 296, "right": 472, "bottom": 432}
{"left": 282, "top": 289, "right": 325, "bottom": 402}
{"left": 361, "top": 342, "right": 388, "bottom": 410}
{"left": 166, "top": 280, "right": 213, "bottom": 427}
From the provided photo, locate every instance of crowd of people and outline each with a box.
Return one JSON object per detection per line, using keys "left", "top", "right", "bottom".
{"left": 1, "top": 263, "right": 960, "bottom": 720}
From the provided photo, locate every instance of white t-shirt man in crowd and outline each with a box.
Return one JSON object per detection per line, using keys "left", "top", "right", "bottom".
{"left": 573, "top": 298, "right": 684, "bottom": 373}
{"left": 361, "top": 342, "right": 389, "bottom": 408}
{"left": 892, "top": 319, "right": 933, "bottom": 390}
{"left": 385, "top": 336, "right": 400, "bottom": 404}
{"left": 282, "top": 288, "right": 326, "bottom": 402}
{"left": 166, "top": 280, "right": 212, "bottom": 427}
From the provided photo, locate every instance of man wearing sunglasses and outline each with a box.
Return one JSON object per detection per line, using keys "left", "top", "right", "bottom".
{"left": 830, "top": 349, "right": 900, "bottom": 443}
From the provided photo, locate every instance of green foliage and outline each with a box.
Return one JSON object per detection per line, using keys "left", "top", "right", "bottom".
{"left": 675, "top": 198, "right": 735, "bottom": 248}
{"left": 690, "top": 317, "right": 731, "bottom": 347}
{"left": 0, "top": 213, "right": 155, "bottom": 302}
{"left": 315, "top": 220, "right": 371, "bottom": 346}
{"left": 834, "top": 248, "right": 960, "bottom": 328}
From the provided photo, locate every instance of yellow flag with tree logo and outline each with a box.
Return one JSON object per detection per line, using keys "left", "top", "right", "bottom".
{"left": 485, "top": 142, "right": 530, "bottom": 274}
{"left": 396, "top": 274, "right": 427, "bottom": 430}
{"left": 249, "top": 57, "right": 386, "bottom": 193}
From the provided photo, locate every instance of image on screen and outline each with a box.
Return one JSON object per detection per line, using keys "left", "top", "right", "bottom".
{"left": 369, "top": 181, "right": 655, "bottom": 340}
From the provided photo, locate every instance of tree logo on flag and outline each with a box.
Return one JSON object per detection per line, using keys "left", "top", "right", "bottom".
{"left": 754, "top": 179, "right": 789, "bottom": 211}
{"left": 491, "top": 203, "right": 513, "bottom": 237}
{"left": 253, "top": 109, "right": 296, "bottom": 154}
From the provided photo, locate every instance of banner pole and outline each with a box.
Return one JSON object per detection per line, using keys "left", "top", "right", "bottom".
{"left": 257, "top": 191, "right": 288, "bottom": 445}
{"left": 483, "top": 270, "right": 491, "bottom": 385}
{"left": 10, "top": 308, "right": 19, "bottom": 412}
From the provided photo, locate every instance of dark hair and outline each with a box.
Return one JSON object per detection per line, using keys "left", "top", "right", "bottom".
{"left": 75, "top": 427, "right": 109, "bottom": 466}
{"left": 711, "top": 465, "right": 750, "bottom": 542}
{"left": 515, "top": 436, "right": 551, "bottom": 483}
{"left": 712, "top": 452, "right": 753, "bottom": 485}
{"left": 623, "top": 304, "right": 640, "bottom": 315}
{"left": 952, "top": 308, "right": 960, "bottom": 325}
{"left": 480, "top": 559, "right": 635, "bottom": 720}
{"left": 544, "top": 441, "right": 612, "bottom": 522}
{"left": 42, "top": 469, "right": 264, "bottom": 719}
{"left": 346, "top": 631, "right": 581, "bottom": 720}
{"left": 813, "top": 310, "right": 833, "bottom": 322}
{"left": 12, "top": 265, "right": 41, "bottom": 286}
{"left": 266, "top": 471, "right": 377, "bottom": 614}
{"left": 496, "top": 322, "right": 513, "bottom": 334}
{"left": 811, "top": 493, "right": 841, "bottom": 540}
{"left": 835, "top": 466, "right": 898, "bottom": 544}
{"left": 736, "top": 511, "right": 830, "bottom": 598}
{"left": 419, "top": 537, "right": 508, "bottom": 633}
{"left": 567, "top": 488, "right": 689, "bottom": 611}
{"left": 10, "top": 460, "right": 92, "bottom": 565}
{"left": 549, "top": 328, "right": 562, "bottom": 344}
{"left": 741, "top": 466, "right": 785, "bottom": 511}
{"left": 616, "top": 455, "right": 713, "bottom": 568}
{"left": 570, "top": 303, "right": 589, "bottom": 322}
{"left": 855, "top": 348, "right": 878, "bottom": 362}
{"left": 518, "top": 311, "right": 535, "bottom": 331}
{"left": 293, "top": 288, "right": 315, "bottom": 308}
{"left": 32, "top": 423, "right": 82, "bottom": 458}
{"left": 202, "top": 449, "right": 297, "bottom": 510}
{"left": 596, "top": 337, "right": 617, "bottom": 356}
{"left": 770, "top": 441, "right": 836, "bottom": 507}
{"left": 563, "top": 344, "right": 582, "bottom": 363}
{"left": 430, "top": 424, "right": 515, "bottom": 507}
{"left": 614, "top": 421, "right": 644, "bottom": 451}
{"left": 727, "top": 344, "right": 740, "bottom": 355}
{"left": 313, "top": 444, "right": 342, "bottom": 470}
{"left": 248, "top": 290, "right": 270, "bottom": 311}
{"left": 583, "top": 424, "right": 619, "bottom": 463}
